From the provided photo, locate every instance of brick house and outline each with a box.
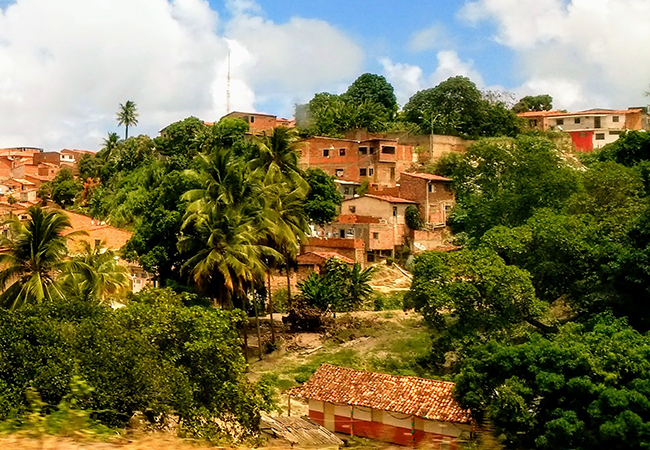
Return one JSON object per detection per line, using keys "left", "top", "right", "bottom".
{"left": 518, "top": 108, "right": 650, "bottom": 152}
{"left": 298, "top": 136, "right": 415, "bottom": 187}
{"left": 399, "top": 172, "right": 455, "bottom": 226}
{"left": 320, "top": 194, "right": 416, "bottom": 262}
{"left": 287, "top": 364, "right": 473, "bottom": 448}
{"left": 221, "top": 111, "right": 295, "bottom": 134}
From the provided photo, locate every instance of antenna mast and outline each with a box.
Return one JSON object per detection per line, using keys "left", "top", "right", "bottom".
{"left": 226, "top": 47, "right": 231, "bottom": 114}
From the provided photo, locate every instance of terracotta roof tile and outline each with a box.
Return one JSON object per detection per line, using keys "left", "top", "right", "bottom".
{"left": 286, "top": 364, "right": 472, "bottom": 424}
{"left": 363, "top": 194, "right": 417, "bottom": 204}
{"left": 401, "top": 172, "right": 452, "bottom": 182}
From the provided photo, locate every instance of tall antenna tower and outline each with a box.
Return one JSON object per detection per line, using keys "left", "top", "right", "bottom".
{"left": 226, "top": 47, "right": 231, "bottom": 114}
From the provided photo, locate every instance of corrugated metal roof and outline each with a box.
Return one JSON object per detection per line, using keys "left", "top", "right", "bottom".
{"left": 286, "top": 364, "right": 471, "bottom": 424}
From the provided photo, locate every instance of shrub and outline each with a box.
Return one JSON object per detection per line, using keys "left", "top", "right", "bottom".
{"left": 0, "top": 289, "right": 270, "bottom": 440}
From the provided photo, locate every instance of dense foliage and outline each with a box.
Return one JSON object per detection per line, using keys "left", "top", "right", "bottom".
{"left": 0, "top": 290, "right": 271, "bottom": 436}
{"left": 408, "top": 130, "right": 650, "bottom": 448}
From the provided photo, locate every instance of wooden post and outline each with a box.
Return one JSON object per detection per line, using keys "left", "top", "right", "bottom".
{"left": 350, "top": 406, "right": 354, "bottom": 437}
{"left": 288, "top": 395, "right": 291, "bottom": 417}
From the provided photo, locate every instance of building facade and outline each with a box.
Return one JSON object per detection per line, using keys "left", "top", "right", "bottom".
{"left": 518, "top": 108, "right": 650, "bottom": 152}
{"left": 297, "top": 136, "right": 415, "bottom": 186}
{"left": 287, "top": 364, "right": 473, "bottom": 448}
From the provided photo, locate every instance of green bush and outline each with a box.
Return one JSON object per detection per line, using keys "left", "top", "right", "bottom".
{"left": 270, "top": 288, "right": 289, "bottom": 314}
{"left": 0, "top": 289, "right": 270, "bottom": 439}
{"left": 372, "top": 291, "right": 404, "bottom": 311}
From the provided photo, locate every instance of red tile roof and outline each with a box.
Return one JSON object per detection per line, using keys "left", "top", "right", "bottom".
{"left": 336, "top": 214, "right": 381, "bottom": 224}
{"left": 363, "top": 194, "right": 417, "bottom": 204}
{"left": 518, "top": 108, "right": 644, "bottom": 118}
{"left": 61, "top": 210, "right": 133, "bottom": 252}
{"left": 401, "top": 172, "right": 452, "bottom": 182}
{"left": 286, "top": 364, "right": 472, "bottom": 424}
{"left": 298, "top": 251, "right": 354, "bottom": 265}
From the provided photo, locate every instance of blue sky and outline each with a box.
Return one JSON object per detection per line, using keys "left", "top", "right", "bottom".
{"left": 0, "top": 0, "right": 648, "bottom": 150}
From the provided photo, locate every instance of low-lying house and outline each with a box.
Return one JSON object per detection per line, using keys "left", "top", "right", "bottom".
{"left": 287, "top": 364, "right": 473, "bottom": 448}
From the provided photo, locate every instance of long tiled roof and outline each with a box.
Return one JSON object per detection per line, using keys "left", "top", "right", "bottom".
{"left": 286, "top": 364, "right": 472, "bottom": 424}
{"left": 363, "top": 194, "right": 417, "bottom": 204}
{"left": 401, "top": 172, "right": 452, "bottom": 182}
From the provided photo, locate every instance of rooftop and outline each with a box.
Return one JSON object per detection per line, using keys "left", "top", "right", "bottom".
{"left": 286, "top": 364, "right": 472, "bottom": 424}
{"left": 362, "top": 194, "right": 417, "bottom": 204}
{"left": 401, "top": 172, "right": 452, "bottom": 182}
{"left": 298, "top": 251, "right": 355, "bottom": 265}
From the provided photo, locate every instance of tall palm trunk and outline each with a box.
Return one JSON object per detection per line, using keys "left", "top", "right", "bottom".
{"left": 253, "top": 296, "right": 263, "bottom": 361}
{"left": 286, "top": 265, "right": 292, "bottom": 310}
{"left": 267, "top": 271, "right": 276, "bottom": 343}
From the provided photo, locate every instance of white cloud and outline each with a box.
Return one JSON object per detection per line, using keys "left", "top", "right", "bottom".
{"left": 459, "top": 0, "right": 650, "bottom": 110}
{"left": 0, "top": 0, "right": 363, "bottom": 150}
{"left": 379, "top": 58, "right": 425, "bottom": 106}
{"left": 429, "top": 50, "right": 484, "bottom": 86}
{"left": 408, "top": 22, "right": 454, "bottom": 53}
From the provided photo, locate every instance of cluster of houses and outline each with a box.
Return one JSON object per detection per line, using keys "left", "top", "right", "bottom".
{"left": 0, "top": 146, "right": 153, "bottom": 294}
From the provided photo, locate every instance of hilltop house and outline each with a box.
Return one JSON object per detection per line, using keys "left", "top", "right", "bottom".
{"left": 286, "top": 364, "right": 473, "bottom": 448}
{"left": 518, "top": 108, "right": 650, "bottom": 152}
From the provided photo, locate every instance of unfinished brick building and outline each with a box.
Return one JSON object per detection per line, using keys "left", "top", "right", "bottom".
{"left": 297, "top": 136, "right": 415, "bottom": 186}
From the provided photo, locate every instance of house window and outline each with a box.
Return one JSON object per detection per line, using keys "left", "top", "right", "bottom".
{"left": 556, "top": 118, "right": 564, "bottom": 125}
{"left": 530, "top": 119, "right": 537, "bottom": 127}
{"left": 381, "top": 146, "right": 396, "bottom": 154}
{"left": 369, "top": 147, "right": 375, "bottom": 154}
{"left": 359, "top": 146, "right": 368, "bottom": 155}
{"left": 428, "top": 184, "right": 436, "bottom": 193}
{"left": 610, "top": 130, "right": 621, "bottom": 135}
{"left": 372, "top": 232, "right": 379, "bottom": 239}
{"left": 323, "top": 149, "right": 330, "bottom": 157}
{"left": 594, "top": 117, "right": 602, "bottom": 128}
{"left": 390, "top": 167, "right": 395, "bottom": 180}
{"left": 335, "top": 169, "right": 344, "bottom": 177}
{"left": 574, "top": 117, "right": 581, "bottom": 124}
{"left": 368, "top": 168, "right": 374, "bottom": 176}
{"left": 339, "top": 148, "right": 346, "bottom": 156}
{"left": 349, "top": 206, "right": 356, "bottom": 213}
{"left": 613, "top": 116, "right": 620, "bottom": 123}
{"left": 595, "top": 133, "right": 605, "bottom": 140}
{"left": 343, "top": 187, "right": 350, "bottom": 195}
{"left": 359, "top": 168, "right": 367, "bottom": 176}
{"left": 339, "top": 229, "right": 346, "bottom": 238}
{"left": 250, "top": 115, "right": 255, "bottom": 123}
{"left": 392, "top": 206, "right": 397, "bottom": 216}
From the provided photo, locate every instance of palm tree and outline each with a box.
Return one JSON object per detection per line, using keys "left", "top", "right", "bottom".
{"left": 179, "top": 147, "right": 279, "bottom": 307}
{"left": 0, "top": 206, "right": 85, "bottom": 309}
{"left": 116, "top": 100, "right": 139, "bottom": 139}
{"left": 100, "top": 132, "right": 120, "bottom": 161}
{"left": 60, "top": 240, "right": 129, "bottom": 302}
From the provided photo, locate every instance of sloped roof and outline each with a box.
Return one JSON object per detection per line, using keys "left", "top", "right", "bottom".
{"left": 260, "top": 413, "right": 343, "bottom": 447}
{"left": 401, "top": 172, "right": 452, "bottom": 182}
{"left": 286, "top": 364, "right": 471, "bottom": 424}
{"left": 298, "top": 251, "right": 354, "bottom": 265}
{"left": 62, "top": 210, "right": 133, "bottom": 252}
{"left": 363, "top": 194, "right": 417, "bottom": 204}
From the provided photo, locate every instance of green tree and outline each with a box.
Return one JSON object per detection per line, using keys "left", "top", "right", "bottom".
{"left": 343, "top": 73, "right": 398, "bottom": 117}
{"left": 511, "top": 94, "right": 553, "bottom": 113}
{"left": 0, "top": 206, "right": 84, "bottom": 309}
{"left": 403, "top": 76, "right": 519, "bottom": 138}
{"left": 178, "top": 148, "right": 279, "bottom": 307}
{"left": 405, "top": 205, "right": 423, "bottom": 230}
{"left": 303, "top": 168, "right": 343, "bottom": 225}
{"left": 455, "top": 315, "right": 650, "bottom": 450}
{"left": 441, "top": 135, "right": 581, "bottom": 239}
{"left": 60, "top": 240, "right": 129, "bottom": 302}
{"left": 406, "top": 248, "right": 549, "bottom": 366}
{"left": 51, "top": 168, "right": 83, "bottom": 208}
{"left": 116, "top": 100, "right": 139, "bottom": 140}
